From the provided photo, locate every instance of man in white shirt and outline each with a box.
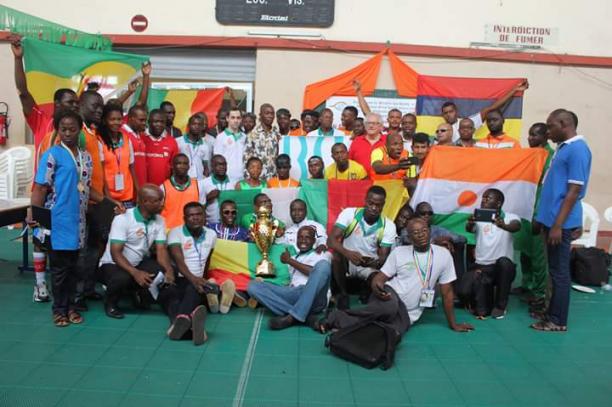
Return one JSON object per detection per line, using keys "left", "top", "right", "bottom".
{"left": 318, "top": 217, "right": 474, "bottom": 336}
{"left": 212, "top": 108, "right": 245, "bottom": 182}
{"left": 202, "top": 154, "right": 235, "bottom": 224}
{"left": 98, "top": 185, "right": 175, "bottom": 319}
{"left": 278, "top": 199, "right": 327, "bottom": 251}
{"left": 248, "top": 226, "right": 332, "bottom": 330}
{"left": 460, "top": 188, "right": 521, "bottom": 319}
{"left": 176, "top": 114, "right": 211, "bottom": 180}
{"left": 163, "top": 202, "right": 217, "bottom": 345}
{"left": 327, "top": 186, "right": 397, "bottom": 310}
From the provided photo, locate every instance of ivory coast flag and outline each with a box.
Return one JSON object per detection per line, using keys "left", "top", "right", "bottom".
{"left": 411, "top": 147, "right": 548, "bottom": 243}
{"left": 208, "top": 240, "right": 291, "bottom": 291}
{"left": 135, "top": 87, "right": 226, "bottom": 134}
{"left": 23, "top": 38, "right": 148, "bottom": 125}
{"left": 280, "top": 135, "right": 351, "bottom": 180}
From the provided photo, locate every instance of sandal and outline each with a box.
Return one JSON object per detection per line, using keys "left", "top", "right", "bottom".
{"left": 53, "top": 313, "right": 69, "bottom": 328}
{"left": 530, "top": 320, "right": 567, "bottom": 332}
{"left": 67, "top": 310, "right": 83, "bottom": 324}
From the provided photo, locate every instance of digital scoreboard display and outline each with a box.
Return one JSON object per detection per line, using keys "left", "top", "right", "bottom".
{"left": 216, "top": 0, "right": 335, "bottom": 28}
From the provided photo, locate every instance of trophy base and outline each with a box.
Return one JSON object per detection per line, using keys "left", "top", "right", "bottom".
{"left": 255, "top": 259, "right": 276, "bottom": 278}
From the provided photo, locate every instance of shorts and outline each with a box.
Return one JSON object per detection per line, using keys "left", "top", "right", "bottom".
{"left": 347, "top": 263, "right": 377, "bottom": 280}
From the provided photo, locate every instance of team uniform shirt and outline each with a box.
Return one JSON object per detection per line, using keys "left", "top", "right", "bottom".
{"left": 160, "top": 177, "right": 207, "bottom": 230}
{"left": 370, "top": 146, "right": 417, "bottom": 180}
{"left": 325, "top": 160, "right": 368, "bottom": 180}
{"left": 536, "top": 135, "right": 592, "bottom": 229}
{"left": 176, "top": 135, "right": 211, "bottom": 180}
{"left": 203, "top": 133, "right": 216, "bottom": 156}
{"left": 306, "top": 128, "right": 345, "bottom": 137}
{"left": 82, "top": 124, "right": 105, "bottom": 195}
{"left": 451, "top": 113, "right": 483, "bottom": 143}
{"left": 122, "top": 124, "right": 147, "bottom": 188}
{"left": 98, "top": 135, "right": 135, "bottom": 202}
{"left": 169, "top": 126, "right": 182, "bottom": 139}
{"left": 381, "top": 245, "right": 456, "bottom": 323}
{"left": 474, "top": 133, "right": 520, "bottom": 149}
{"left": 348, "top": 134, "right": 386, "bottom": 175}
{"left": 99, "top": 207, "right": 167, "bottom": 267}
{"left": 533, "top": 143, "right": 555, "bottom": 218}
{"left": 143, "top": 131, "right": 179, "bottom": 186}
{"left": 288, "top": 249, "right": 332, "bottom": 287}
{"left": 213, "top": 129, "right": 246, "bottom": 182}
{"left": 278, "top": 219, "right": 327, "bottom": 249}
{"left": 474, "top": 212, "right": 520, "bottom": 265}
{"left": 267, "top": 177, "right": 300, "bottom": 188}
{"left": 27, "top": 105, "right": 54, "bottom": 166}
{"left": 201, "top": 175, "right": 235, "bottom": 223}
{"left": 168, "top": 225, "right": 216, "bottom": 278}
{"left": 35, "top": 145, "right": 93, "bottom": 250}
{"left": 337, "top": 126, "right": 353, "bottom": 136}
{"left": 207, "top": 222, "right": 250, "bottom": 241}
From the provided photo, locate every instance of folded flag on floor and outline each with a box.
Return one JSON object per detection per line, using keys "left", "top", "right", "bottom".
{"left": 411, "top": 146, "right": 548, "bottom": 244}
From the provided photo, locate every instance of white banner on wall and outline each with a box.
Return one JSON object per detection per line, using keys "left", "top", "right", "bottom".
{"left": 326, "top": 96, "right": 417, "bottom": 127}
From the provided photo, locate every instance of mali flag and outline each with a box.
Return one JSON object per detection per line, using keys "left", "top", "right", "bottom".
{"left": 136, "top": 87, "right": 226, "bottom": 134}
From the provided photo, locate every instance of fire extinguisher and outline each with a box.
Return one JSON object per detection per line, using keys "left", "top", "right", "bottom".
{"left": 0, "top": 102, "right": 9, "bottom": 146}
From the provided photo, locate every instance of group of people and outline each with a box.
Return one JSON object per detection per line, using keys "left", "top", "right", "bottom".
{"left": 12, "top": 39, "right": 591, "bottom": 346}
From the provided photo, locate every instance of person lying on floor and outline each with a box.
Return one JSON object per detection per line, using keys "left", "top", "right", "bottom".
{"left": 316, "top": 217, "right": 474, "bottom": 336}
{"left": 247, "top": 226, "right": 332, "bottom": 330}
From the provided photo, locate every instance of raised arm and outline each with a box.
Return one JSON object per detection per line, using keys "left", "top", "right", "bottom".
{"left": 226, "top": 87, "right": 238, "bottom": 110}
{"left": 137, "top": 62, "right": 152, "bottom": 107}
{"left": 480, "top": 79, "right": 529, "bottom": 120}
{"left": 11, "top": 39, "right": 36, "bottom": 117}
{"left": 352, "top": 80, "right": 371, "bottom": 115}
{"left": 117, "top": 79, "right": 139, "bottom": 107}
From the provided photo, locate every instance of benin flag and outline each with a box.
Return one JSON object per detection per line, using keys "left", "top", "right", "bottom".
{"left": 137, "top": 87, "right": 226, "bottom": 134}
{"left": 411, "top": 147, "right": 547, "bottom": 244}
{"left": 23, "top": 38, "right": 148, "bottom": 124}
{"left": 416, "top": 75, "right": 525, "bottom": 140}
{"left": 208, "top": 240, "right": 291, "bottom": 291}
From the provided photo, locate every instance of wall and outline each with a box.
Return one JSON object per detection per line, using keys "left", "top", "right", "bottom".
{"left": 2, "top": 0, "right": 612, "bottom": 57}
{"left": 254, "top": 49, "right": 612, "bottom": 230}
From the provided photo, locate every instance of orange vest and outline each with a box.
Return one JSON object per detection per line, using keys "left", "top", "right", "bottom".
{"left": 161, "top": 178, "right": 200, "bottom": 229}
{"left": 102, "top": 134, "right": 134, "bottom": 202}
{"left": 370, "top": 147, "right": 410, "bottom": 180}
{"left": 83, "top": 125, "right": 104, "bottom": 195}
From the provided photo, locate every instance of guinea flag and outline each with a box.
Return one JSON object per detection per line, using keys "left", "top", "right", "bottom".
{"left": 411, "top": 146, "right": 548, "bottom": 244}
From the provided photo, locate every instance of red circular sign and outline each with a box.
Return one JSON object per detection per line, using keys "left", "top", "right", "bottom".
{"left": 131, "top": 15, "right": 148, "bottom": 32}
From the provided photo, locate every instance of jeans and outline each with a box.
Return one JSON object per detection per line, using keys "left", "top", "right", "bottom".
{"left": 247, "top": 260, "right": 331, "bottom": 322}
{"left": 48, "top": 250, "right": 79, "bottom": 315}
{"left": 544, "top": 228, "right": 573, "bottom": 326}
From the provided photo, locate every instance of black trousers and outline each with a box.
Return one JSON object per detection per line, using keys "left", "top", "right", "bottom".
{"left": 326, "top": 287, "right": 411, "bottom": 337}
{"left": 48, "top": 249, "right": 79, "bottom": 315}
{"left": 457, "top": 257, "right": 516, "bottom": 315}
{"left": 98, "top": 258, "right": 164, "bottom": 307}
{"left": 158, "top": 278, "right": 204, "bottom": 322}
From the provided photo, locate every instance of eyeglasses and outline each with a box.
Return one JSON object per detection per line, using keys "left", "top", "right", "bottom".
{"left": 222, "top": 210, "right": 237, "bottom": 215}
{"left": 436, "top": 129, "right": 448, "bottom": 133}
{"left": 365, "top": 121, "right": 382, "bottom": 126}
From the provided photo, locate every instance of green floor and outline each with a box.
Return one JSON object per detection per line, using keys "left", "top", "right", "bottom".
{"left": 0, "top": 228, "right": 611, "bottom": 407}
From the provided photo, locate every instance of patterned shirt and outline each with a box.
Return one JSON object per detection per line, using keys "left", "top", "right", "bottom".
{"left": 243, "top": 123, "right": 280, "bottom": 179}
{"left": 207, "top": 222, "right": 250, "bottom": 242}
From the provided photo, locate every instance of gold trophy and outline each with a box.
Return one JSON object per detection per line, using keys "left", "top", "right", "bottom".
{"left": 249, "top": 206, "right": 279, "bottom": 278}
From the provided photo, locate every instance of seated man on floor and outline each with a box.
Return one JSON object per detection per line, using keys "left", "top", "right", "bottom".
{"left": 208, "top": 200, "right": 250, "bottom": 242}
{"left": 248, "top": 226, "right": 332, "bottom": 330}
{"left": 162, "top": 202, "right": 216, "bottom": 345}
{"left": 98, "top": 185, "right": 175, "bottom": 319}
{"left": 239, "top": 193, "right": 285, "bottom": 238}
{"left": 459, "top": 188, "right": 520, "bottom": 319}
{"left": 327, "top": 186, "right": 396, "bottom": 310}
{"left": 318, "top": 217, "right": 474, "bottom": 335}
{"left": 278, "top": 199, "right": 327, "bottom": 252}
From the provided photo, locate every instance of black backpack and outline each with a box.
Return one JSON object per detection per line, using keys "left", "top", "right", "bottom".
{"left": 571, "top": 247, "right": 611, "bottom": 286}
{"left": 325, "top": 319, "right": 401, "bottom": 370}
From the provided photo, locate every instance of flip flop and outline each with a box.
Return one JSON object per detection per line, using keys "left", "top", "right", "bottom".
{"left": 233, "top": 290, "right": 248, "bottom": 308}
{"left": 167, "top": 314, "right": 192, "bottom": 340}
{"left": 53, "top": 313, "right": 69, "bottom": 328}
{"left": 203, "top": 282, "right": 220, "bottom": 314}
{"left": 191, "top": 305, "right": 208, "bottom": 346}
{"left": 530, "top": 320, "right": 567, "bottom": 332}
{"left": 67, "top": 310, "right": 83, "bottom": 324}
{"left": 220, "top": 280, "right": 236, "bottom": 314}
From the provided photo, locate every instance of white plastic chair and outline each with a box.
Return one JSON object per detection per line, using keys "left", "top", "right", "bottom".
{"left": 572, "top": 202, "right": 600, "bottom": 248}
{"left": 4, "top": 146, "right": 33, "bottom": 199}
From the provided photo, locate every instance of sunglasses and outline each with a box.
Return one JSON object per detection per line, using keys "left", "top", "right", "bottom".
{"left": 436, "top": 129, "right": 448, "bottom": 133}
{"left": 222, "top": 210, "right": 237, "bottom": 215}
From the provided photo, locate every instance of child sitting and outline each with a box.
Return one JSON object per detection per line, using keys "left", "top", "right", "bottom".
{"left": 268, "top": 154, "right": 300, "bottom": 188}
{"left": 235, "top": 157, "right": 267, "bottom": 191}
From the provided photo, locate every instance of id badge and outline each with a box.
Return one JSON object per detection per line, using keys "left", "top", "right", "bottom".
{"left": 115, "top": 173, "right": 125, "bottom": 191}
{"left": 419, "top": 288, "right": 435, "bottom": 308}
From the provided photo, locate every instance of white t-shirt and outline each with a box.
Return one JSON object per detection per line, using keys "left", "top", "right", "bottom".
{"left": 381, "top": 245, "right": 456, "bottom": 323}
{"left": 159, "top": 178, "right": 208, "bottom": 205}
{"left": 306, "top": 128, "right": 345, "bottom": 138}
{"left": 168, "top": 225, "right": 217, "bottom": 278}
{"left": 203, "top": 133, "right": 216, "bottom": 154}
{"left": 176, "top": 136, "right": 211, "bottom": 180}
{"left": 334, "top": 207, "right": 396, "bottom": 257}
{"left": 289, "top": 250, "right": 331, "bottom": 287}
{"left": 451, "top": 112, "right": 483, "bottom": 143}
{"left": 213, "top": 129, "right": 246, "bottom": 182}
{"left": 99, "top": 207, "right": 167, "bottom": 267}
{"left": 278, "top": 219, "right": 327, "bottom": 249}
{"left": 201, "top": 175, "right": 236, "bottom": 223}
{"left": 474, "top": 212, "right": 520, "bottom": 265}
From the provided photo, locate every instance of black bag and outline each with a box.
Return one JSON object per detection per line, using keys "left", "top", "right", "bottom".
{"left": 325, "top": 319, "right": 400, "bottom": 370}
{"left": 571, "top": 247, "right": 611, "bottom": 286}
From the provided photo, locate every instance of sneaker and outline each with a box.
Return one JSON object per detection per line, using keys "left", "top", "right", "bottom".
{"left": 491, "top": 308, "right": 507, "bottom": 319}
{"left": 220, "top": 280, "right": 236, "bottom": 314}
{"left": 33, "top": 282, "right": 50, "bottom": 302}
{"left": 167, "top": 314, "right": 192, "bottom": 340}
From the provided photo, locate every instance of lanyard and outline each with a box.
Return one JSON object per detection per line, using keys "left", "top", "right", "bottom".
{"left": 60, "top": 142, "right": 83, "bottom": 183}
{"left": 171, "top": 176, "right": 191, "bottom": 191}
{"left": 212, "top": 176, "right": 230, "bottom": 190}
{"left": 413, "top": 247, "right": 433, "bottom": 288}
{"left": 111, "top": 134, "right": 124, "bottom": 171}
{"left": 192, "top": 234, "right": 205, "bottom": 270}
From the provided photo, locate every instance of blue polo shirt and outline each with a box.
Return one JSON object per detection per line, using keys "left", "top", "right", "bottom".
{"left": 536, "top": 135, "right": 591, "bottom": 229}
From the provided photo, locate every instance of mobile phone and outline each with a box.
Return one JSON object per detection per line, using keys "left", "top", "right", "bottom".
{"left": 405, "top": 156, "right": 420, "bottom": 166}
{"left": 474, "top": 208, "right": 497, "bottom": 222}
